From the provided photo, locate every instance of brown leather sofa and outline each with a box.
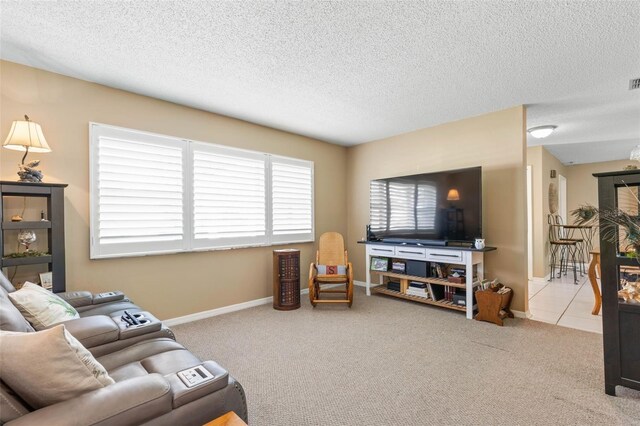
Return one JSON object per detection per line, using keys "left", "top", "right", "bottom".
{"left": 0, "top": 275, "right": 248, "bottom": 425}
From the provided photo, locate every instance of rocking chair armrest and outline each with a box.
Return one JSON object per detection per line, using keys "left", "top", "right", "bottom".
{"left": 347, "top": 262, "right": 353, "bottom": 281}
{"left": 309, "top": 263, "right": 318, "bottom": 279}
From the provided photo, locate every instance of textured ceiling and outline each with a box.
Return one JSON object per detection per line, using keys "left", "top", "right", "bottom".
{"left": 1, "top": 1, "right": 639, "bottom": 161}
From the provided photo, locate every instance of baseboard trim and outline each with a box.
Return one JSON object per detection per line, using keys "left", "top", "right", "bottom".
{"left": 164, "top": 296, "right": 274, "bottom": 327}
{"left": 512, "top": 309, "right": 532, "bottom": 319}
{"left": 530, "top": 275, "right": 550, "bottom": 283}
{"left": 164, "top": 285, "right": 339, "bottom": 327}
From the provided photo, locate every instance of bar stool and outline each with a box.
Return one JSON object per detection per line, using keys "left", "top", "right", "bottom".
{"left": 548, "top": 215, "right": 578, "bottom": 284}
{"left": 554, "top": 215, "right": 586, "bottom": 275}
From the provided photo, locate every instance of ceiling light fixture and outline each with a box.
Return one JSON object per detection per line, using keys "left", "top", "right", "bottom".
{"left": 527, "top": 125, "right": 557, "bottom": 139}
{"left": 630, "top": 145, "right": 640, "bottom": 161}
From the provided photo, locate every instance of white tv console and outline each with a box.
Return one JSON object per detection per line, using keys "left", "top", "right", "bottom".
{"left": 361, "top": 241, "right": 495, "bottom": 319}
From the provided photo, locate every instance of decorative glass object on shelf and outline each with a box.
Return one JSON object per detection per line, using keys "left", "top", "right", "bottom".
{"left": 17, "top": 230, "right": 37, "bottom": 251}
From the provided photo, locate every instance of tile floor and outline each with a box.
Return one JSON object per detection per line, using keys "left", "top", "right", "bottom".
{"left": 528, "top": 271, "right": 602, "bottom": 334}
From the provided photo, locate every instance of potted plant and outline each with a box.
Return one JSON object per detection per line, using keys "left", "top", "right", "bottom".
{"left": 572, "top": 186, "right": 640, "bottom": 302}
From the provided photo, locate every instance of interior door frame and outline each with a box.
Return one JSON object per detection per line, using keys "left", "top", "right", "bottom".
{"left": 527, "top": 165, "right": 533, "bottom": 281}
{"left": 558, "top": 174, "right": 567, "bottom": 224}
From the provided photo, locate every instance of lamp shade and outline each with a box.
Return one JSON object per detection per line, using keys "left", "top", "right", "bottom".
{"left": 3, "top": 119, "right": 51, "bottom": 153}
{"left": 447, "top": 189, "right": 460, "bottom": 201}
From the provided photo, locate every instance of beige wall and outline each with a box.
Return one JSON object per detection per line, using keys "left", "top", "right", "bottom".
{"left": 565, "top": 159, "right": 637, "bottom": 251}
{"left": 0, "top": 61, "right": 348, "bottom": 319}
{"left": 346, "top": 106, "right": 529, "bottom": 312}
{"left": 527, "top": 146, "right": 567, "bottom": 278}
{"left": 566, "top": 159, "right": 636, "bottom": 216}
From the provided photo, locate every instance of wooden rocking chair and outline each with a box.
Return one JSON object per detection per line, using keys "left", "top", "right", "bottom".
{"left": 309, "top": 232, "right": 353, "bottom": 307}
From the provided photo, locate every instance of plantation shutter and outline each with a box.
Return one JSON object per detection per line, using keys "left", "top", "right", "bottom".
{"left": 192, "top": 142, "right": 267, "bottom": 248}
{"left": 90, "top": 125, "right": 187, "bottom": 258}
{"left": 270, "top": 156, "right": 314, "bottom": 243}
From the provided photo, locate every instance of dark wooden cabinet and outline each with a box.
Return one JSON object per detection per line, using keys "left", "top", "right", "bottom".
{"left": 273, "top": 249, "right": 300, "bottom": 310}
{"left": 0, "top": 181, "right": 68, "bottom": 293}
{"left": 594, "top": 170, "right": 640, "bottom": 395}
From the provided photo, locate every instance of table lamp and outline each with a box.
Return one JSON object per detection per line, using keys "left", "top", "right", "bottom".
{"left": 447, "top": 188, "right": 460, "bottom": 201}
{"left": 2, "top": 115, "right": 52, "bottom": 182}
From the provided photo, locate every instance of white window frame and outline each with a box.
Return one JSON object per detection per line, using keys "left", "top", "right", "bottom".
{"left": 89, "top": 124, "right": 190, "bottom": 259}
{"left": 191, "top": 141, "right": 269, "bottom": 250}
{"left": 270, "top": 155, "right": 315, "bottom": 245}
{"left": 90, "top": 123, "right": 315, "bottom": 259}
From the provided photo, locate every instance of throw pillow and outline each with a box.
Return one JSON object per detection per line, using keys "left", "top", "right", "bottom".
{"left": 0, "top": 325, "right": 114, "bottom": 409}
{"left": 317, "top": 264, "right": 347, "bottom": 275}
{"left": 8, "top": 282, "right": 79, "bottom": 330}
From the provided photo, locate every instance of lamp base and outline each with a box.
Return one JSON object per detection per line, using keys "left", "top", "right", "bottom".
{"left": 17, "top": 160, "right": 44, "bottom": 183}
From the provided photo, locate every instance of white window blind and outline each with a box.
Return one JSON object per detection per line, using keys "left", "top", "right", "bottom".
{"left": 90, "top": 125, "right": 187, "bottom": 258}
{"left": 369, "top": 179, "right": 436, "bottom": 233}
{"left": 416, "top": 182, "right": 437, "bottom": 230}
{"left": 90, "top": 123, "right": 314, "bottom": 259}
{"left": 271, "top": 156, "right": 314, "bottom": 243}
{"left": 192, "top": 143, "right": 267, "bottom": 248}
{"left": 369, "top": 180, "right": 388, "bottom": 233}
{"left": 389, "top": 181, "right": 415, "bottom": 230}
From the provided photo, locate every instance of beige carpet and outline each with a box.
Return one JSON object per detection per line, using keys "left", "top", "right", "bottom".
{"left": 173, "top": 287, "right": 640, "bottom": 425}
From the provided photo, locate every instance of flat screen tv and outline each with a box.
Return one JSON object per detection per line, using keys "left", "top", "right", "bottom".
{"left": 369, "top": 166, "right": 482, "bottom": 245}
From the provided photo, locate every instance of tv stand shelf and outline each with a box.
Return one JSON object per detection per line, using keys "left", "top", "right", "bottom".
{"left": 360, "top": 241, "right": 495, "bottom": 319}
{"left": 371, "top": 270, "right": 477, "bottom": 289}
{"left": 372, "top": 286, "right": 470, "bottom": 312}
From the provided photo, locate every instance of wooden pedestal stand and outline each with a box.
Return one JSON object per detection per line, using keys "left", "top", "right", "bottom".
{"left": 272, "top": 249, "right": 301, "bottom": 310}
{"left": 475, "top": 288, "right": 514, "bottom": 326}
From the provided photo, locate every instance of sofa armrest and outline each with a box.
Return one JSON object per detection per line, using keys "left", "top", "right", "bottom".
{"left": 55, "top": 315, "right": 120, "bottom": 348}
{"left": 166, "top": 361, "right": 230, "bottom": 408}
{"left": 57, "top": 291, "right": 93, "bottom": 308}
{"left": 92, "top": 291, "right": 125, "bottom": 305}
{"left": 57, "top": 291, "right": 127, "bottom": 308}
{"left": 7, "top": 374, "right": 172, "bottom": 426}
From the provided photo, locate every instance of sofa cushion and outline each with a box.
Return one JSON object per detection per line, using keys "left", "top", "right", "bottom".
{"left": 0, "top": 325, "right": 114, "bottom": 409}
{"left": 0, "top": 380, "right": 29, "bottom": 423}
{"left": 0, "top": 286, "right": 34, "bottom": 332}
{"left": 97, "top": 338, "right": 189, "bottom": 371}
{"left": 76, "top": 300, "right": 140, "bottom": 318}
{"left": 8, "top": 282, "right": 79, "bottom": 330}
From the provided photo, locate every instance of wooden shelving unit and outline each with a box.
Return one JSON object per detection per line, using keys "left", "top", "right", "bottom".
{"left": 594, "top": 169, "right": 640, "bottom": 396}
{"left": 371, "top": 270, "right": 475, "bottom": 289}
{"left": 0, "top": 181, "right": 68, "bottom": 293}
{"left": 370, "top": 269, "right": 479, "bottom": 313}
{"left": 1, "top": 255, "right": 53, "bottom": 267}
{"left": 362, "top": 242, "right": 494, "bottom": 318}
{"left": 2, "top": 221, "right": 52, "bottom": 230}
{"left": 372, "top": 285, "right": 468, "bottom": 312}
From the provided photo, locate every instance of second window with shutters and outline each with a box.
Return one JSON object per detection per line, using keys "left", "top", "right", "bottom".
{"left": 271, "top": 156, "right": 314, "bottom": 244}
{"left": 192, "top": 143, "right": 268, "bottom": 249}
{"left": 90, "top": 123, "right": 314, "bottom": 258}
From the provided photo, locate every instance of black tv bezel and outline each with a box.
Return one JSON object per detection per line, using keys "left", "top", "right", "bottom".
{"left": 368, "top": 166, "right": 482, "bottom": 246}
